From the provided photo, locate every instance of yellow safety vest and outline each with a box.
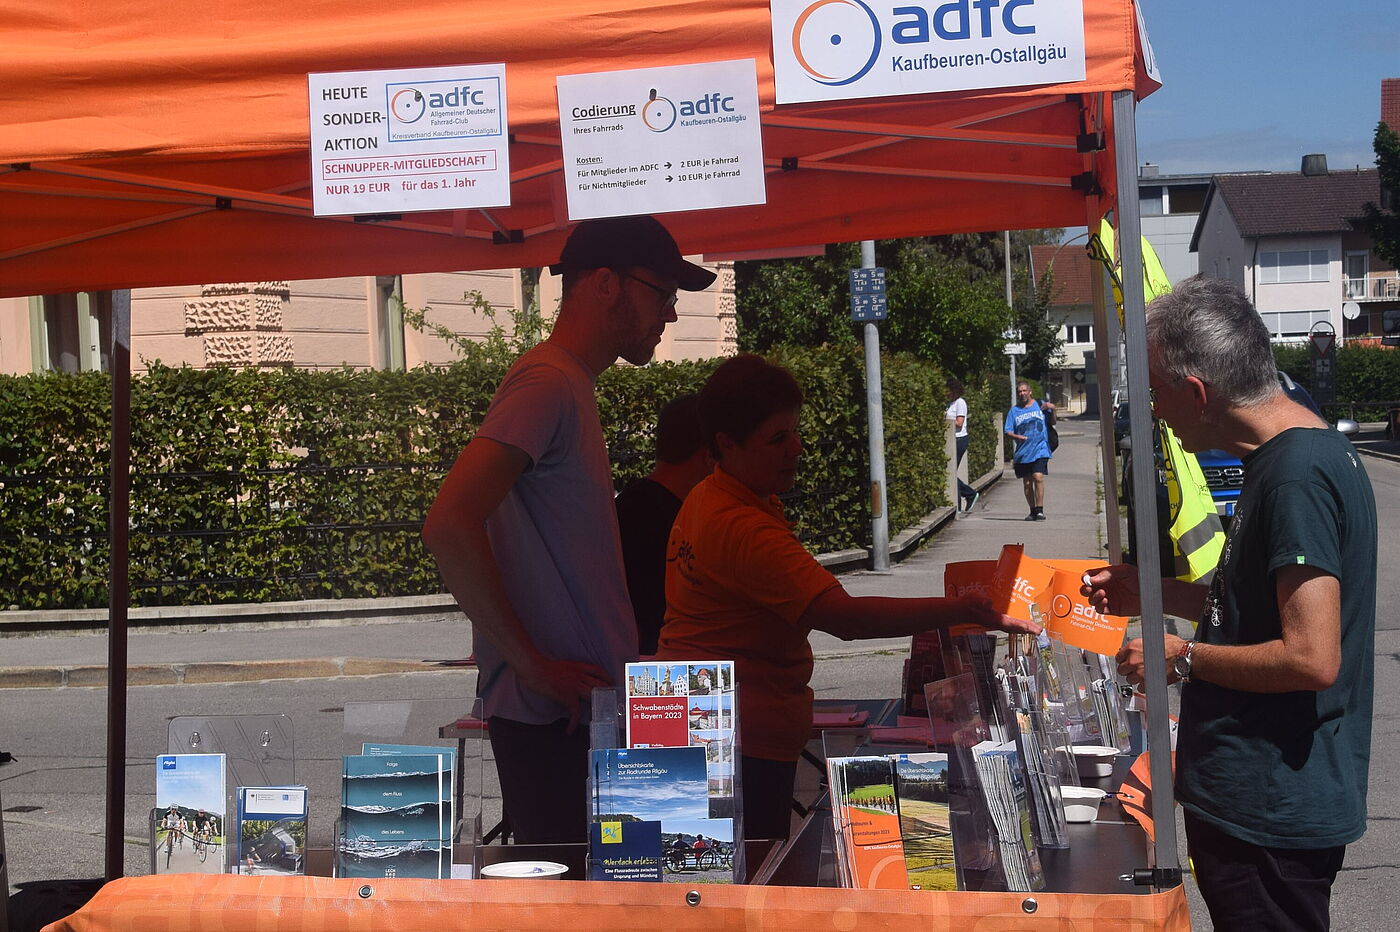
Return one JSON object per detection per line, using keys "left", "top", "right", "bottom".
{"left": 1157, "top": 421, "right": 1225, "bottom": 583}
{"left": 1089, "top": 220, "right": 1225, "bottom": 582}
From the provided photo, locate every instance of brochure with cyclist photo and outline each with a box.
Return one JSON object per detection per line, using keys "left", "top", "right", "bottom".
{"left": 235, "top": 786, "right": 308, "bottom": 876}
{"left": 338, "top": 753, "right": 449, "bottom": 879}
{"left": 827, "top": 755, "right": 909, "bottom": 890}
{"left": 152, "top": 753, "right": 227, "bottom": 875}
{"left": 587, "top": 746, "right": 737, "bottom": 883}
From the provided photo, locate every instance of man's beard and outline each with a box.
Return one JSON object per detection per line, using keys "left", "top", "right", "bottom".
{"left": 615, "top": 290, "right": 660, "bottom": 366}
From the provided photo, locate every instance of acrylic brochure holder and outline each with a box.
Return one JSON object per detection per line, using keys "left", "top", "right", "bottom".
{"left": 159, "top": 714, "right": 296, "bottom": 876}
{"left": 597, "top": 661, "right": 744, "bottom": 885}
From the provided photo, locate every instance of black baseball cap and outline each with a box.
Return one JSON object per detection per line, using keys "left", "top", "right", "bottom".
{"left": 549, "top": 215, "right": 716, "bottom": 292}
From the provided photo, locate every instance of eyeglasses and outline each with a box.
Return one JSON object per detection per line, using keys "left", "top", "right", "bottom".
{"left": 1148, "top": 375, "right": 1207, "bottom": 405}
{"left": 619, "top": 271, "right": 678, "bottom": 309}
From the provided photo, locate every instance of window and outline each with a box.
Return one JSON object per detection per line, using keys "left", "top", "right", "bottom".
{"left": 1257, "top": 309, "right": 1330, "bottom": 340}
{"left": 1258, "top": 249, "right": 1329, "bottom": 284}
{"left": 372, "top": 275, "right": 405, "bottom": 371}
{"left": 1065, "top": 324, "right": 1093, "bottom": 345}
{"left": 29, "top": 292, "right": 111, "bottom": 373}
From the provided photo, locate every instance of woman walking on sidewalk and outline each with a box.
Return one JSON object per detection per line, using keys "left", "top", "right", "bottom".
{"left": 945, "top": 378, "right": 979, "bottom": 514}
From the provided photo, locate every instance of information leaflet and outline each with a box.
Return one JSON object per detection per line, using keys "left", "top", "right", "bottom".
{"left": 558, "top": 59, "right": 766, "bottom": 220}
{"left": 308, "top": 64, "right": 510, "bottom": 216}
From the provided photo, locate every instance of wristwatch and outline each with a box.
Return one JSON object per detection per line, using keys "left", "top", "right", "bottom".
{"left": 1172, "top": 640, "right": 1195, "bottom": 683}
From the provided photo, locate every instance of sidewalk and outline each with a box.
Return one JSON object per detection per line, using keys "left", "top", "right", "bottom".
{"left": 0, "top": 422, "right": 1110, "bottom": 688}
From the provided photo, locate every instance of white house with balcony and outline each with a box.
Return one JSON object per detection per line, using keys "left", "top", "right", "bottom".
{"left": 1191, "top": 156, "right": 1398, "bottom": 344}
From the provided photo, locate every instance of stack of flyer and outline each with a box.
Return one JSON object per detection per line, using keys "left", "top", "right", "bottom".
{"left": 338, "top": 745, "right": 454, "bottom": 879}
{"left": 969, "top": 740, "right": 1045, "bottom": 892}
{"left": 826, "top": 753, "right": 961, "bottom": 891}
{"left": 826, "top": 756, "right": 908, "bottom": 889}
{"left": 587, "top": 661, "right": 737, "bottom": 883}
{"left": 152, "top": 753, "right": 228, "bottom": 875}
{"left": 235, "top": 786, "right": 308, "bottom": 875}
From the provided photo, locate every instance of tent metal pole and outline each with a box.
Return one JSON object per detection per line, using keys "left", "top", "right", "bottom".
{"left": 861, "top": 239, "right": 890, "bottom": 572}
{"left": 104, "top": 289, "right": 131, "bottom": 882}
{"left": 1112, "top": 89, "right": 1180, "bottom": 883}
{"left": 1085, "top": 191, "right": 1123, "bottom": 563}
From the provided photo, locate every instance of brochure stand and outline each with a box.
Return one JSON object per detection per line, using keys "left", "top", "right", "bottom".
{"left": 591, "top": 661, "right": 744, "bottom": 884}
{"left": 162, "top": 715, "right": 294, "bottom": 875}
{"left": 339, "top": 697, "right": 479, "bottom": 879}
{"left": 168, "top": 714, "right": 294, "bottom": 787}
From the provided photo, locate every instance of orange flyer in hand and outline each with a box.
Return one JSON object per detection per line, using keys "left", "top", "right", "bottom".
{"left": 943, "top": 560, "right": 997, "bottom": 635}
{"left": 989, "top": 544, "right": 1055, "bottom": 626}
{"left": 1043, "top": 565, "right": 1131, "bottom": 655}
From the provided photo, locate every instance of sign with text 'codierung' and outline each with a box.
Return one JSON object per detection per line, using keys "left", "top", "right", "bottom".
{"left": 770, "top": 0, "right": 1086, "bottom": 105}
{"left": 308, "top": 64, "right": 510, "bottom": 217}
{"left": 557, "top": 59, "right": 766, "bottom": 220}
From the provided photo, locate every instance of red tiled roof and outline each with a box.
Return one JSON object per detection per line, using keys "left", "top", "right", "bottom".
{"left": 1031, "top": 243, "right": 1094, "bottom": 307}
{"left": 1209, "top": 169, "right": 1380, "bottom": 238}
{"left": 1383, "top": 78, "right": 1400, "bottom": 132}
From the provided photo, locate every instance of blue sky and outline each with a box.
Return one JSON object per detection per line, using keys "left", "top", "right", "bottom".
{"left": 1135, "top": 0, "right": 1399, "bottom": 175}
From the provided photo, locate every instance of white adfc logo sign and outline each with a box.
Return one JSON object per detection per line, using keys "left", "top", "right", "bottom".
{"left": 771, "top": 0, "right": 1086, "bottom": 104}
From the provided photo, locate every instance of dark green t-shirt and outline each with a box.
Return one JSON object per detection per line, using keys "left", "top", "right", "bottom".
{"left": 1177, "top": 427, "right": 1377, "bottom": 848}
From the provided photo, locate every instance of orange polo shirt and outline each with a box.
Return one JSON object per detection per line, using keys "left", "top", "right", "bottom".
{"left": 655, "top": 466, "right": 841, "bottom": 761}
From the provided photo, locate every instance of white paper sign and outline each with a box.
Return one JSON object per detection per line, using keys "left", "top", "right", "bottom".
{"left": 557, "top": 60, "right": 766, "bottom": 221}
{"left": 771, "top": 0, "right": 1086, "bottom": 104}
{"left": 308, "top": 64, "right": 510, "bottom": 216}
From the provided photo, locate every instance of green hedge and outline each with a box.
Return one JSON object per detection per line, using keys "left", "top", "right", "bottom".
{"left": 1274, "top": 343, "right": 1400, "bottom": 420}
{"left": 0, "top": 348, "right": 960, "bottom": 610}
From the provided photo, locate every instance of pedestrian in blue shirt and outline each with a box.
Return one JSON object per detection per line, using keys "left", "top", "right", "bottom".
{"left": 1003, "top": 381, "right": 1054, "bottom": 520}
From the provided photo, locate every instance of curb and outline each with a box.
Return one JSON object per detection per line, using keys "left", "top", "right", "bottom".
{"left": 1356, "top": 446, "right": 1400, "bottom": 466}
{"left": 0, "top": 657, "right": 447, "bottom": 689}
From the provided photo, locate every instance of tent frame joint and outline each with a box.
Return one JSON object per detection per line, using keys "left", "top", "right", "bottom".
{"left": 1071, "top": 171, "right": 1102, "bottom": 195}
{"left": 781, "top": 156, "right": 798, "bottom": 172}
{"left": 491, "top": 229, "right": 524, "bottom": 245}
{"left": 1076, "top": 132, "right": 1106, "bottom": 153}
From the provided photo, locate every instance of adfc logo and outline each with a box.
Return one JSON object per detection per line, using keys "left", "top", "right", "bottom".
{"left": 791, "top": 0, "right": 882, "bottom": 86}
{"left": 641, "top": 88, "right": 677, "bottom": 132}
{"left": 390, "top": 88, "right": 426, "bottom": 124}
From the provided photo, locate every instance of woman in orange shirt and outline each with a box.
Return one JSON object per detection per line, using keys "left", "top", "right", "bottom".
{"left": 657, "top": 354, "right": 1038, "bottom": 841}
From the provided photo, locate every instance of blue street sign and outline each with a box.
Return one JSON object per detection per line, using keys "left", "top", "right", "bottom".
{"left": 849, "top": 267, "right": 887, "bottom": 295}
{"left": 850, "top": 293, "right": 888, "bottom": 321}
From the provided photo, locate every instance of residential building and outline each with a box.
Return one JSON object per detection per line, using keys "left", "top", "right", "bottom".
{"left": 1137, "top": 164, "right": 1210, "bottom": 285}
{"left": 1190, "top": 157, "right": 1396, "bottom": 344}
{"left": 1030, "top": 242, "right": 1097, "bottom": 413}
{"left": 0, "top": 261, "right": 737, "bottom": 375}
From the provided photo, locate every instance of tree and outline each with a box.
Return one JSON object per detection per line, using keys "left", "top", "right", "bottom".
{"left": 1359, "top": 120, "right": 1400, "bottom": 270}
{"left": 734, "top": 230, "right": 1063, "bottom": 380}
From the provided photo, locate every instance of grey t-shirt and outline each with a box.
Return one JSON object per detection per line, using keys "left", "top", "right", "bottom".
{"left": 472, "top": 342, "right": 638, "bottom": 723}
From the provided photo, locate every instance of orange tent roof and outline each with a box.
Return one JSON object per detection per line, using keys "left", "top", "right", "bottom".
{"left": 0, "top": 0, "right": 1158, "bottom": 297}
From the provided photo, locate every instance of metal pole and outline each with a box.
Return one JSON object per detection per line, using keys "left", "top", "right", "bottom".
{"left": 105, "top": 290, "right": 131, "bottom": 881}
{"left": 1005, "top": 231, "right": 1017, "bottom": 406}
{"left": 1086, "top": 200, "right": 1123, "bottom": 563}
{"left": 1113, "top": 89, "right": 1179, "bottom": 883}
{"left": 862, "top": 239, "right": 890, "bottom": 572}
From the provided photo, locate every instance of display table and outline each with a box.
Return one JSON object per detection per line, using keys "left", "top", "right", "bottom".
{"left": 42, "top": 873, "right": 1189, "bottom": 931}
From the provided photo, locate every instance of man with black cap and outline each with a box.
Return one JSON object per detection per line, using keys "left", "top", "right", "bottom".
{"left": 423, "top": 215, "right": 715, "bottom": 844}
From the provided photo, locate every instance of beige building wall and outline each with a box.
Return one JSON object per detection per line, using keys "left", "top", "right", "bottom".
{"left": 1, "top": 260, "right": 735, "bottom": 376}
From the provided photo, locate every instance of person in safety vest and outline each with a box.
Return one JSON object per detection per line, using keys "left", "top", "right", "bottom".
{"left": 1083, "top": 276, "right": 1377, "bottom": 932}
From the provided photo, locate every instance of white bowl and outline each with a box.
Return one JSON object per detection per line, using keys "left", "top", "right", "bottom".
{"left": 1072, "top": 745, "right": 1120, "bottom": 779}
{"left": 479, "top": 860, "right": 569, "bottom": 879}
{"left": 1061, "top": 786, "right": 1107, "bottom": 822}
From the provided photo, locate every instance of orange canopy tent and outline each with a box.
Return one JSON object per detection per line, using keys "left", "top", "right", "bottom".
{"left": 1, "top": 0, "right": 1184, "bottom": 916}
{"left": 1, "top": 0, "right": 1156, "bottom": 297}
